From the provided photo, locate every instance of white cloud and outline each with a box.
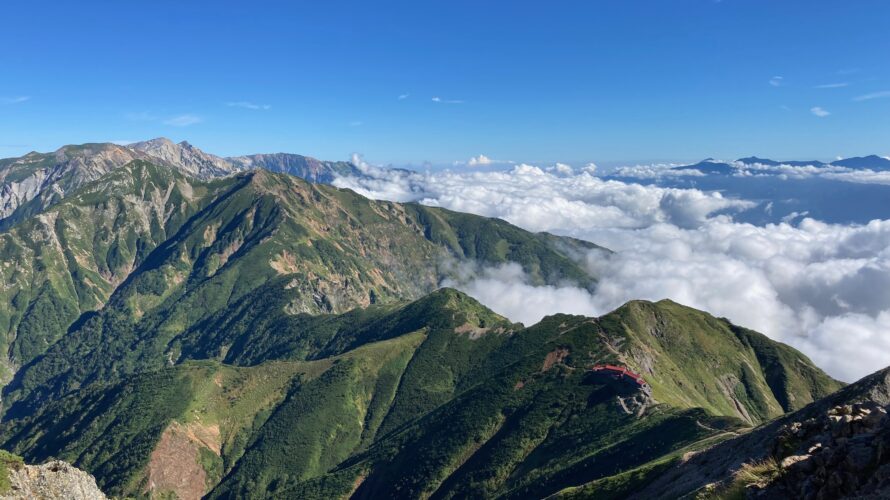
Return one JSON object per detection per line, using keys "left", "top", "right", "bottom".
{"left": 442, "top": 262, "right": 600, "bottom": 325}
{"left": 553, "top": 163, "right": 574, "bottom": 175}
{"left": 467, "top": 154, "right": 492, "bottom": 166}
{"left": 163, "top": 114, "right": 202, "bottom": 127}
{"left": 334, "top": 161, "right": 890, "bottom": 381}
{"left": 338, "top": 158, "right": 752, "bottom": 230}
{"left": 854, "top": 90, "right": 890, "bottom": 102}
{"left": 225, "top": 101, "right": 271, "bottom": 110}
{"left": 769, "top": 76, "right": 784, "bottom": 87}
{"left": 815, "top": 82, "right": 849, "bottom": 89}
{"left": 398, "top": 93, "right": 410, "bottom": 100}
{"left": 432, "top": 96, "right": 464, "bottom": 104}
{"left": 613, "top": 163, "right": 705, "bottom": 179}
{"left": 811, "top": 106, "right": 831, "bottom": 117}
{"left": 822, "top": 170, "right": 890, "bottom": 186}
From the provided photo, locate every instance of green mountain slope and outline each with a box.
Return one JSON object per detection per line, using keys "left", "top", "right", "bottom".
{"left": 0, "top": 290, "right": 841, "bottom": 499}
{"left": 0, "top": 162, "right": 595, "bottom": 415}
{"left": 0, "top": 161, "right": 230, "bottom": 381}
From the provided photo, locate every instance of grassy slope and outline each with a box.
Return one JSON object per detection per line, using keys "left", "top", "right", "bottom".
{"left": 606, "top": 300, "right": 841, "bottom": 423}
{"left": 325, "top": 300, "right": 840, "bottom": 500}
{"left": 0, "top": 291, "right": 841, "bottom": 499}
{"left": 0, "top": 289, "right": 514, "bottom": 497}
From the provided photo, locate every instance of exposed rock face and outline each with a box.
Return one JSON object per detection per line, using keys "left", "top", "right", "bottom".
{"left": 1, "top": 460, "right": 106, "bottom": 499}
{"left": 0, "top": 143, "right": 144, "bottom": 219}
{"left": 228, "top": 152, "right": 360, "bottom": 183}
{"left": 749, "top": 401, "right": 890, "bottom": 499}
{"left": 0, "top": 138, "right": 363, "bottom": 224}
{"left": 129, "top": 138, "right": 237, "bottom": 178}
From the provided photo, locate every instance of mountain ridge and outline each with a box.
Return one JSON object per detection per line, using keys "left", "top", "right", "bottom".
{"left": 0, "top": 138, "right": 364, "bottom": 226}
{"left": 0, "top": 289, "right": 841, "bottom": 499}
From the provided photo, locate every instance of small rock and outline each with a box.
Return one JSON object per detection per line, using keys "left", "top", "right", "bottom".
{"left": 781, "top": 454, "right": 811, "bottom": 469}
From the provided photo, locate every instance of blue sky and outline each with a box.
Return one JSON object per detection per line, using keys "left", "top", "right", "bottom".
{"left": 1, "top": 0, "right": 889, "bottom": 165}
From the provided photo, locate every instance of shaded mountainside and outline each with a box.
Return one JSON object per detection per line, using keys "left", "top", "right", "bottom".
{"left": 0, "top": 290, "right": 840, "bottom": 499}
{"left": 0, "top": 160, "right": 598, "bottom": 413}
{"left": 0, "top": 161, "right": 230, "bottom": 382}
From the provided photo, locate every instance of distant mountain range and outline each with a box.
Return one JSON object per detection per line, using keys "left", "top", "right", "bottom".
{"left": 670, "top": 154, "right": 890, "bottom": 175}
{"left": 0, "top": 138, "right": 362, "bottom": 225}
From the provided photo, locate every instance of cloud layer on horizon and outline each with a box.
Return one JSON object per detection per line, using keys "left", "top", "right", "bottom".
{"left": 613, "top": 159, "right": 890, "bottom": 186}
{"left": 334, "top": 159, "right": 890, "bottom": 381}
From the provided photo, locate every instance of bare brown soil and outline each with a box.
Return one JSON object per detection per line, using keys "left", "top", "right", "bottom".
{"left": 145, "top": 422, "right": 210, "bottom": 500}
{"left": 541, "top": 347, "right": 570, "bottom": 372}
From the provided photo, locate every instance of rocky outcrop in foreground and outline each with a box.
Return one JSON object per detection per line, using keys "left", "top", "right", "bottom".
{"left": 1, "top": 460, "right": 106, "bottom": 500}
{"left": 748, "top": 400, "right": 890, "bottom": 498}
{"left": 629, "top": 366, "right": 890, "bottom": 499}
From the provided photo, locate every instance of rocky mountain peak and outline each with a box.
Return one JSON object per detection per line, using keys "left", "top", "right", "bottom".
{"left": 129, "top": 138, "right": 237, "bottom": 179}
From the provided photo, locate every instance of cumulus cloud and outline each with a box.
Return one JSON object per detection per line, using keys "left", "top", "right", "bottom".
{"left": 467, "top": 154, "right": 493, "bottom": 166}
{"left": 821, "top": 170, "right": 890, "bottom": 186}
{"left": 335, "top": 160, "right": 890, "bottom": 381}
{"left": 164, "top": 114, "right": 202, "bottom": 127}
{"left": 811, "top": 106, "right": 831, "bottom": 117}
{"left": 337, "top": 157, "right": 753, "bottom": 229}
{"left": 613, "top": 163, "right": 705, "bottom": 179}
{"left": 442, "top": 262, "right": 600, "bottom": 325}
{"left": 552, "top": 163, "right": 574, "bottom": 175}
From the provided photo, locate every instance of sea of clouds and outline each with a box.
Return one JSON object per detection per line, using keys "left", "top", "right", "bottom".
{"left": 614, "top": 159, "right": 890, "bottom": 186}
{"left": 334, "top": 158, "right": 890, "bottom": 382}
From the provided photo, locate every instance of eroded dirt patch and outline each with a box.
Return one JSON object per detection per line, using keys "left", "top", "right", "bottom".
{"left": 185, "top": 422, "right": 221, "bottom": 455}
{"left": 146, "top": 422, "right": 210, "bottom": 500}
{"left": 541, "top": 347, "right": 570, "bottom": 372}
{"left": 270, "top": 249, "right": 300, "bottom": 275}
{"left": 454, "top": 322, "right": 489, "bottom": 340}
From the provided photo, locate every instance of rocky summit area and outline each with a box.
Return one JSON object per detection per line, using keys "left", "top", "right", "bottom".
{"left": 1, "top": 459, "right": 106, "bottom": 500}
{"left": 748, "top": 400, "right": 890, "bottom": 499}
